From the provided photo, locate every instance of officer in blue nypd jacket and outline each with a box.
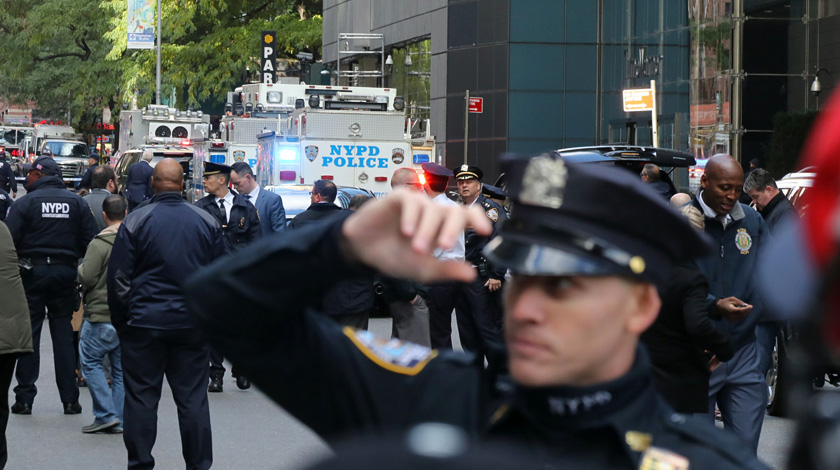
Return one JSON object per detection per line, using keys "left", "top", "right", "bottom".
{"left": 5, "top": 155, "right": 98, "bottom": 415}
{"left": 690, "top": 154, "right": 771, "bottom": 454}
{"left": 186, "top": 153, "right": 767, "bottom": 470}
{"left": 452, "top": 165, "right": 507, "bottom": 362}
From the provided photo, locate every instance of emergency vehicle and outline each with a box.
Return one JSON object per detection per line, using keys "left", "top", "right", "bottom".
{"left": 254, "top": 93, "right": 434, "bottom": 198}
{"left": 17, "top": 124, "right": 90, "bottom": 186}
{"left": 215, "top": 82, "right": 402, "bottom": 168}
{"left": 118, "top": 105, "right": 210, "bottom": 157}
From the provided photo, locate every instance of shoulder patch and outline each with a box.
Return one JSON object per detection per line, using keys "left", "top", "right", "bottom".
{"left": 485, "top": 207, "right": 499, "bottom": 222}
{"left": 343, "top": 327, "right": 437, "bottom": 376}
{"left": 639, "top": 446, "right": 690, "bottom": 470}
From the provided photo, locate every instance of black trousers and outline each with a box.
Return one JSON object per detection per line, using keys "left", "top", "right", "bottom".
{"left": 14, "top": 264, "right": 79, "bottom": 405}
{"left": 121, "top": 326, "right": 212, "bottom": 470}
{"left": 0, "top": 354, "right": 17, "bottom": 470}
{"left": 454, "top": 277, "right": 503, "bottom": 359}
{"left": 426, "top": 282, "right": 460, "bottom": 349}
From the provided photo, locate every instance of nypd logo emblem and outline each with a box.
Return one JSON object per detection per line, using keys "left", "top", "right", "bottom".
{"left": 391, "top": 148, "right": 405, "bottom": 164}
{"left": 232, "top": 150, "right": 245, "bottom": 162}
{"left": 485, "top": 207, "right": 499, "bottom": 222}
{"left": 344, "top": 328, "right": 437, "bottom": 375}
{"left": 358, "top": 172, "right": 369, "bottom": 184}
{"left": 305, "top": 146, "right": 319, "bottom": 162}
{"left": 735, "top": 228, "right": 752, "bottom": 254}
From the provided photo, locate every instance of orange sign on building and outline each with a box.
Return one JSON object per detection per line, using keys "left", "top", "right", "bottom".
{"left": 622, "top": 88, "right": 654, "bottom": 112}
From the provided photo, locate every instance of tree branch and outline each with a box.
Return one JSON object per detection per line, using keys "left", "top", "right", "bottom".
{"left": 34, "top": 34, "right": 92, "bottom": 62}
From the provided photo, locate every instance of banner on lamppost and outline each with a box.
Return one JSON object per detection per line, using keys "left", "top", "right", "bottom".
{"left": 261, "top": 31, "right": 277, "bottom": 84}
{"left": 127, "top": 0, "right": 155, "bottom": 49}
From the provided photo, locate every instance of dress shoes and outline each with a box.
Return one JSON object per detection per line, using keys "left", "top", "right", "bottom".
{"left": 236, "top": 375, "right": 251, "bottom": 390}
{"left": 10, "top": 402, "right": 32, "bottom": 415}
{"left": 208, "top": 375, "right": 223, "bottom": 393}
{"left": 63, "top": 402, "right": 82, "bottom": 415}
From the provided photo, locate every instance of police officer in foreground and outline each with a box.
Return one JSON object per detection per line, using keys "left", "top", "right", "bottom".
{"left": 194, "top": 161, "right": 260, "bottom": 392}
{"left": 187, "top": 153, "right": 767, "bottom": 469}
{"left": 6, "top": 155, "right": 98, "bottom": 415}
{"left": 452, "top": 165, "right": 506, "bottom": 362}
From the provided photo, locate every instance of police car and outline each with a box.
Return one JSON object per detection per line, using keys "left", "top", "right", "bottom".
{"left": 265, "top": 184, "right": 374, "bottom": 225}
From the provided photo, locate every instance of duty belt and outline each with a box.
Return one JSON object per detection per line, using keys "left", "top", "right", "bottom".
{"left": 28, "top": 255, "right": 77, "bottom": 266}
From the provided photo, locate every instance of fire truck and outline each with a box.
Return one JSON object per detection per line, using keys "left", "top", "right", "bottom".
{"left": 254, "top": 93, "right": 435, "bottom": 198}
{"left": 215, "top": 82, "right": 402, "bottom": 168}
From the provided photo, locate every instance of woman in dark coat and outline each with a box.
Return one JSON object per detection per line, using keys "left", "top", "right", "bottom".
{"left": 641, "top": 204, "right": 735, "bottom": 413}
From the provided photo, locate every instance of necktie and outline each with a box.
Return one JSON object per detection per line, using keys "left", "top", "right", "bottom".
{"left": 244, "top": 194, "right": 251, "bottom": 201}
{"left": 218, "top": 199, "right": 227, "bottom": 226}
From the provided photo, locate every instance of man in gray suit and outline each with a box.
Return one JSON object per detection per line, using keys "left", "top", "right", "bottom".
{"left": 230, "top": 162, "right": 286, "bottom": 234}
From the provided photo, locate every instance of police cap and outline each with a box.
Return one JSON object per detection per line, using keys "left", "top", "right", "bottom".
{"left": 204, "top": 161, "right": 231, "bottom": 176}
{"left": 40, "top": 148, "right": 53, "bottom": 157}
{"left": 481, "top": 183, "right": 507, "bottom": 200}
{"left": 453, "top": 165, "right": 482, "bottom": 181}
{"left": 483, "top": 153, "right": 711, "bottom": 287}
{"left": 421, "top": 162, "right": 453, "bottom": 178}
{"left": 23, "top": 156, "right": 60, "bottom": 176}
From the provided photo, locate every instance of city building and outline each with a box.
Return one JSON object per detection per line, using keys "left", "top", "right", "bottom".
{"left": 323, "top": 0, "right": 836, "bottom": 182}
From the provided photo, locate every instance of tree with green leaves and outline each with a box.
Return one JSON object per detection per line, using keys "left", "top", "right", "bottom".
{"left": 0, "top": 0, "right": 322, "bottom": 129}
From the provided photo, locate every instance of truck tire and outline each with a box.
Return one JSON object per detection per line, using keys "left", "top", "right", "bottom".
{"left": 766, "top": 335, "right": 790, "bottom": 417}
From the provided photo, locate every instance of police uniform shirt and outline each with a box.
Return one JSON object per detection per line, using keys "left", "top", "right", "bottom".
{"left": 432, "top": 193, "right": 465, "bottom": 262}
{"left": 215, "top": 191, "right": 235, "bottom": 225}
{"left": 697, "top": 191, "right": 732, "bottom": 228}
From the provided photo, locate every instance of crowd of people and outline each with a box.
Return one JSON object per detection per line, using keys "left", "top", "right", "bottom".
{"left": 0, "top": 146, "right": 804, "bottom": 469}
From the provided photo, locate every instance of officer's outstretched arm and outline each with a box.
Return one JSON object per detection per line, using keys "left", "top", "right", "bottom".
{"left": 341, "top": 190, "right": 491, "bottom": 283}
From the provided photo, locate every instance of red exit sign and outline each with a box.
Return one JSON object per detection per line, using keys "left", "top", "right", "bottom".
{"left": 468, "top": 97, "right": 483, "bottom": 114}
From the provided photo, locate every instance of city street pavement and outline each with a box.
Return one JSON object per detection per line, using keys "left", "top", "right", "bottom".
{"left": 5, "top": 318, "right": 797, "bottom": 469}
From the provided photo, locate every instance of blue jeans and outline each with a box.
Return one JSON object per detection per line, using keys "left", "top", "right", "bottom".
{"left": 79, "top": 320, "right": 123, "bottom": 423}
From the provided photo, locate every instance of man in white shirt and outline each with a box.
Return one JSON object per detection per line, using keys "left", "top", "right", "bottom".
{"left": 421, "top": 163, "right": 466, "bottom": 349}
{"left": 230, "top": 162, "right": 287, "bottom": 234}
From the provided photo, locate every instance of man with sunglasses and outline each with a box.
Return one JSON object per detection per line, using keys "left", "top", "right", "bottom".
{"left": 188, "top": 154, "right": 767, "bottom": 469}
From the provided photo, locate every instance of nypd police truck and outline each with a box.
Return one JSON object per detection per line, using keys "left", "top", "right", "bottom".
{"left": 255, "top": 93, "right": 433, "bottom": 198}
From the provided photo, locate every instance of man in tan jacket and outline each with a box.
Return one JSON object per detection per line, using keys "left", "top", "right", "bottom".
{"left": 78, "top": 194, "right": 126, "bottom": 434}
{"left": 0, "top": 221, "right": 33, "bottom": 468}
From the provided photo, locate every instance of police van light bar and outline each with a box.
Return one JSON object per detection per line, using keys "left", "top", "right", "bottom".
{"left": 285, "top": 136, "right": 299, "bottom": 143}
{"left": 279, "top": 171, "right": 296, "bottom": 181}
{"left": 324, "top": 101, "right": 386, "bottom": 111}
{"left": 180, "top": 139, "right": 191, "bottom": 147}
{"left": 413, "top": 154, "right": 430, "bottom": 164}
{"left": 211, "top": 142, "right": 226, "bottom": 148}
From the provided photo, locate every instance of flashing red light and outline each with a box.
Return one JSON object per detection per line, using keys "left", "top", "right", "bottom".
{"left": 180, "top": 139, "right": 191, "bottom": 147}
{"left": 419, "top": 173, "right": 426, "bottom": 185}
{"left": 300, "top": 177, "right": 304, "bottom": 184}
{"left": 321, "top": 175, "right": 334, "bottom": 180}
{"left": 211, "top": 142, "right": 225, "bottom": 148}
{"left": 374, "top": 176, "right": 387, "bottom": 182}
{"left": 279, "top": 171, "right": 296, "bottom": 181}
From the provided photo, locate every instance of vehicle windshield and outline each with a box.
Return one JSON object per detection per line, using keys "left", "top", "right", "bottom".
{"left": 44, "top": 141, "right": 88, "bottom": 158}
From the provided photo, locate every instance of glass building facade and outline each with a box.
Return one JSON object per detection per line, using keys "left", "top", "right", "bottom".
{"left": 323, "top": 0, "right": 839, "bottom": 181}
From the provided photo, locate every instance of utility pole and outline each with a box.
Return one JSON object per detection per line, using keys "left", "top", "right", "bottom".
{"left": 155, "top": 0, "right": 162, "bottom": 105}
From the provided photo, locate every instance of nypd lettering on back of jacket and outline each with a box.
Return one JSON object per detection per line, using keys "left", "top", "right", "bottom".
{"left": 5, "top": 176, "right": 98, "bottom": 260}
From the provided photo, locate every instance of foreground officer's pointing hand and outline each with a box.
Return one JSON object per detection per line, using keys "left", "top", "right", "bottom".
{"left": 186, "top": 154, "right": 768, "bottom": 470}
{"left": 341, "top": 189, "right": 491, "bottom": 284}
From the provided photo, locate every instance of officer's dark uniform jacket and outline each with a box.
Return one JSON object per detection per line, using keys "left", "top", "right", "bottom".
{"left": 186, "top": 218, "right": 768, "bottom": 470}
{"left": 465, "top": 194, "right": 506, "bottom": 280}
{"left": 691, "top": 198, "right": 772, "bottom": 348}
{"left": 109, "top": 191, "right": 226, "bottom": 332}
{"left": 194, "top": 189, "right": 260, "bottom": 252}
{"left": 0, "top": 187, "right": 12, "bottom": 221}
{"left": 5, "top": 175, "right": 97, "bottom": 262}
{"left": 0, "top": 158, "right": 16, "bottom": 194}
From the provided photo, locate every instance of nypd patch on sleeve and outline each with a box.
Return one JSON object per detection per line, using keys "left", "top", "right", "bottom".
{"left": 343, "top": 327, "right": 437, "bottom": 375}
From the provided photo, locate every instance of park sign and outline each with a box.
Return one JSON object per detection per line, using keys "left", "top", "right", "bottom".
{"left": 126, "top": 0, "right": 155, "bottom": 49}
{"left": 261, "top": 31, "right": 277, "bottom": 84}
{"left": 622, "top": 88, "right": 654, "bottom": 112}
